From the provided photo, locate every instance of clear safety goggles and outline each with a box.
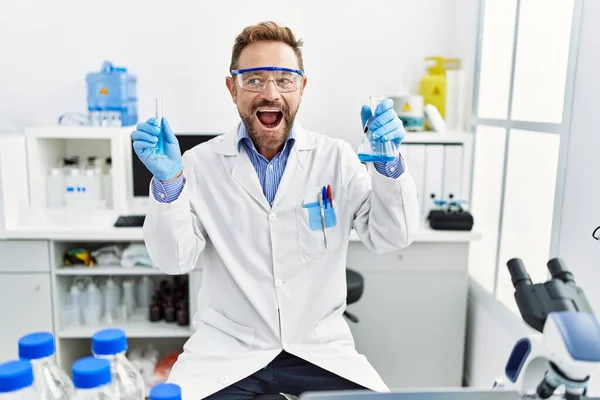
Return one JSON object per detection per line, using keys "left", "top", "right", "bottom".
{"left": 230, "top": 66, "right": 304, "bottom": 93}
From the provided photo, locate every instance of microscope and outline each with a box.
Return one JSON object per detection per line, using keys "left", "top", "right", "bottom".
{"left": 494, "top": 258, "right": 600, "bottom": 399}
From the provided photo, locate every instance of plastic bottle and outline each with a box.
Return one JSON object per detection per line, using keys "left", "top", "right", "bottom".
{"left": 92, "top": 329, "right": 144, "bottom": 400}
{"left": 86, "top": 61, "right": 138, "bottom": 127}
{"left": 17, "top": 332, "right": 74, "bottom": 399}
{"left": 0, "top": 360, "right": 37, "bottom": 399}
{"left": 149, "top": 383, "right": 181, "bottom": 400}
{"left": 418, "top": 56, "right": 448, "bottom": 120}
{"left": 71, "top": 357, "right": 115, "bottom": 399}
{"left": 103, "top": 158, "right": 113, "bottom": 209}
{"left": 47, "top": 168, "right": 65, "bottom": 208}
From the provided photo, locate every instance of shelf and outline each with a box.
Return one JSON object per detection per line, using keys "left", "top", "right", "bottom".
{"left": 24, "top": 126, "right": 131, "bottom": 139}
{"left": 55, "top": 266, "right": 166, "bottom": 275}
{"left": 57, "top": 311, "right": 192, "bottom": 338}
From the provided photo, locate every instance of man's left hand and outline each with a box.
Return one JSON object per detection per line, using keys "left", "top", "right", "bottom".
{"left": 360, "top": 98, "right": 406, "bottom": 147}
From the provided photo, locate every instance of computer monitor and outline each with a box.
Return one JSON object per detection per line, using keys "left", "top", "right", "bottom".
{"left": 131, "top": 134, "right": 219, "bottom": 197}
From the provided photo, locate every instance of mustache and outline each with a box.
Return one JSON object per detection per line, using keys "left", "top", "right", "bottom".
{"left": 251, "top": 100, "right": 289, "bottom": 114}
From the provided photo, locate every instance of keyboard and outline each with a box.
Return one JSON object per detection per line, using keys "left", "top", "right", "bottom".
{"left": 114, "top": 215, "right": 146, "bottom": 227}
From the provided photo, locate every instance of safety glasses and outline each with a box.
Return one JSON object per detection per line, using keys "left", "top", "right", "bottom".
{"left": 230, "top": 66, "right": 304, "bottom": 93}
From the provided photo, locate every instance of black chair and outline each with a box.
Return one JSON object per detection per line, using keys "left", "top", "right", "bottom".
{"left": 344, "top": 268, "right": 364, "bottom": 323}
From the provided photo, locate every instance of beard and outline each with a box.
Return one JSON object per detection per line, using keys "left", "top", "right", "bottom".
{"left": 238, "top": 99, "right": 298, "bottom": 153}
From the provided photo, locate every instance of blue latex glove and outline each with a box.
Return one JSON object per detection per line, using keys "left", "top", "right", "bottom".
{"left": 360, "top": 98, "right": 405, "bottom": 147}
{"left": 131, "top": 117, "right": 183, "bottom": 181}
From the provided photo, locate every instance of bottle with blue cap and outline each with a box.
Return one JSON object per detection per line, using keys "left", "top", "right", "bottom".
{"left": 149, "top": 383, "right": 181, "bottom": 400}
{"left": 0, "top": 359, "right": 38, "bottom": 399}
{"left": 91, "top": 328, "right": 144, "bottom": 400}
{"left": 71, "top": 357, "right": 115, "bottom": 399}
{"left": 18, "top": 331, "right": 74, "bottom": 399}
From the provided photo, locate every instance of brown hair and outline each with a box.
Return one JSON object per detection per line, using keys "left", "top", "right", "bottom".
{"left": 229, "top": 21, "right": 304, "bottom": 72}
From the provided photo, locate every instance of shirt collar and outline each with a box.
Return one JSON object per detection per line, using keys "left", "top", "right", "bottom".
{"left": 237, "top": 123, "right": 296, "bottom": 155}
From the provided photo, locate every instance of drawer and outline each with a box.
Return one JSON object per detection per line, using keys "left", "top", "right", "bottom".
{"left": 0, "top": 240, "right": 50, "bottom": 272}
{"left": 346, "top": 242, "right": 469, "bottom": 273}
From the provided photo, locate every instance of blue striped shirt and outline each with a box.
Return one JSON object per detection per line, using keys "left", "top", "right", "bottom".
{"left": 152, "top": 124, "right": 404, "bottom": 203}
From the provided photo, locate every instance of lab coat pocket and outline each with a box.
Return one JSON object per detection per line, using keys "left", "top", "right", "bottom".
{"left": 296, "top": 203, "right": 341, "bottom": 258}
{"left": 200, "top": 306, "right": 255, "bottom": 349}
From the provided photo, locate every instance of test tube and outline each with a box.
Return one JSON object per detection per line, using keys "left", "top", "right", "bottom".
{"left": 155, "top": 97, "right": 163, "bottom": 125}
{"left": 152, "top": 97, "right": 167, "bottom": 158}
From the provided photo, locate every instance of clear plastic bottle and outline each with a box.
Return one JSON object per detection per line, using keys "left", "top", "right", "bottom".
{"left": 18, "top": 332, "right": 74, "bottom": 399}
{"left": 92, "top": 329, "right": 144, "bottom": 400}
{"left": 149, "top": 383, "right": 181, "bottom": 400}
{"left": 71, "top": 357, "right": 115, "bottom": 399}
{"left": 0, "top": 360, "right": 38, "bottom": 399}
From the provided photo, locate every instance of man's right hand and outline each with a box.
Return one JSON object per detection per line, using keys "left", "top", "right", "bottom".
{"left": 131, "top": 117, "right": 183, "bottom": 181}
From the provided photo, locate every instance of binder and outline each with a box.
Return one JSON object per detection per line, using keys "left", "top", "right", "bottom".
{"left": 442, "top": 145, "right": 464, "bottom": 202}
{"left": 405, "top": 144, "right": 426, "bottom": 217}
{"left": 423, "top": 144, "right": 444, "bottom": 215}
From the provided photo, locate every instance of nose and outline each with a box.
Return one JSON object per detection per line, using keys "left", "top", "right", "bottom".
{"left": 260, "top": 80, "right": 281, "bottom": 101}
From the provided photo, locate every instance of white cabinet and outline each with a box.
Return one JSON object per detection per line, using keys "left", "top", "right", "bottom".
{"left": 0, "top": 273, "right": 53, "bottom": 361}
{"left": 346, "top": 241, "right": 470, "bottom": 389}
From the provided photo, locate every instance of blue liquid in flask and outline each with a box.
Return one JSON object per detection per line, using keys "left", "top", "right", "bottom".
{"left": 152, "top": 97, "right": 168, "bottom": 158}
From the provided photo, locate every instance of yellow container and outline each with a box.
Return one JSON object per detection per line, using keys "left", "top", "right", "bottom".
{"left": 419, "top": 56, "right": 447, "bottom": 119}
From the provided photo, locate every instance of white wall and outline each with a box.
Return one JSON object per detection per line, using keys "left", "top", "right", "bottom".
{"left": 0, "top": 0, "right": 463, "bottom": 149}
{"left": 465, "top": 0, "right": 600, "bottom": 393}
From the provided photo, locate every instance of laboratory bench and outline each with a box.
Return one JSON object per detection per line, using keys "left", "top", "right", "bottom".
{"left": 0, "top": 224, "right": 480, "bottom": 390}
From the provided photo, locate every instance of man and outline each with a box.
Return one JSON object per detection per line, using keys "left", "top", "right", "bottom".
{"left": 132, "top": 21, "right": 420, "bottom": 399}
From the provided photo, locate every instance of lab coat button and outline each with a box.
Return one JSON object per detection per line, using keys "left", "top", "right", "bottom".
{"left": 275, "top": 279, "right": 283, "bottom": 288}
{"left": 268, "top": 213, "right": 277, "bottom": 221}
{"left": 219, "top": 376, "right": 228, "bottom": 384}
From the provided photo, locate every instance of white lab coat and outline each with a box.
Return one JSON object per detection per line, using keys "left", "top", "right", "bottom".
{"left": 143, "top": 123, "right": 421, "bottom": 399}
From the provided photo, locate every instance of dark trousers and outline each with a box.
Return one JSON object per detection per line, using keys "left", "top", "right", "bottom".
{"left": 205, "top": 351, "right": 367, "bottom": 399}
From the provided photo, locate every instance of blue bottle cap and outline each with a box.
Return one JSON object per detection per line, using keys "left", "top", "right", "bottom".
{"left": 18, "top": 332, "right": 55, "bottom": 360}
{"left": 150, "top": 383, "right": 182, "bottom": 400}
{"left": 92, "top": 328, "right": 127, "bottom": 355}
{"left": 0, "top": 360, "right": 34, "bottom": 393}
{"left": 72, "top": 357, "right": 111, "bottom": 389}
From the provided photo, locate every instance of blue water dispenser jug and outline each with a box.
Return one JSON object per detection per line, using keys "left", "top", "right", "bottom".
{"left": 86, "top": 61, "right": 138, "bottom": 126}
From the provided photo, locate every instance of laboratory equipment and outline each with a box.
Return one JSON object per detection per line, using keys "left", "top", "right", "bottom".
{"left": 71, "top": 357, "right": 115, "bottom": 399}
{"left": 46, "top": 167, "right": 65, "bottom": 208}
{"left": 151, "top": 98, "right": 168, "bottom": 158}
{"left": 86, "top": 61, "right": 138, "bottom": 127}
{"left": 18, "top": 331, "right": 74, "bottom": 399}
{"left": 392, "top": 95, "right": 424, "bottom": 131}
{"left": 149, "top": 383, "right": 181, "bottom": 400}
{"left": 444, "top": 58, "right": 465, "bottom": 130}
{"left": 299, "top": 388, "right": 520, "bottom": 399}
{"left": 418, "top": 56, "right": 448, "bottom": 120}
{"left": 424, "top": 104, "right": 446, "bottom": 133}
{"left": 0, "top": 360, "right": 37, "bottom": 399}
{"left": 357, "top": 97, "right": 398, "bottom": 163}
{"left": 493, "top": 258, "right": 600, "bottom": 399}
{"left": 92, "top": 328, "right": 145, "bottom": 400}
{"left": 103, "top": 157, "right": 113, "bottom": 209}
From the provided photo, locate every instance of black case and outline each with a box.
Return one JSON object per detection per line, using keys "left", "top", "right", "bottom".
{"left": 428, "top": 210, "right": 474, "bottom": 231}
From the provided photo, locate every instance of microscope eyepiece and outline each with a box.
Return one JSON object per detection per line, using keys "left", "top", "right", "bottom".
{"left": 547, "top": 258, "right": 575, "bottom": 284}
{"left": 507, "top": 258, "right": 532, "bottom": 289}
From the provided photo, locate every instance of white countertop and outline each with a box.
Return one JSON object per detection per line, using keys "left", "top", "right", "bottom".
{"left": 3, "top": 221, "right": 481, "bottom": 243}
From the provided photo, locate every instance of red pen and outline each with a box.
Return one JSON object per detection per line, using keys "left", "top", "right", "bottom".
{"left": 327, "top": 185, "right": 333, "bottom": 207}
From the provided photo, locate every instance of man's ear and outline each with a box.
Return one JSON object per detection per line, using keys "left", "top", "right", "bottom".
{"left": 300, "top": 75, "right": 308, "bottom": 96}
{"left": 226, "top": 76, "right": 236, "bottom": 102}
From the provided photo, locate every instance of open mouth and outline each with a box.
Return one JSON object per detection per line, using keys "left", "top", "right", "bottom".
{"left": 256, "top": 109, "right": 284, "bottom": 129}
